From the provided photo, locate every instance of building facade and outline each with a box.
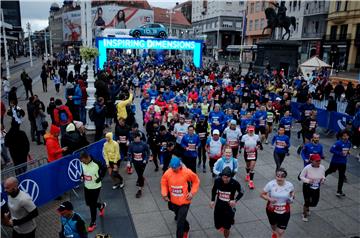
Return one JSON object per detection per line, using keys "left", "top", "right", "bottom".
{"left": 49, "top": 3, "right": 64, "bottom": 54}
{"left": 323, "top": 0, "right": 360, "bottom": 71}
{"left": 192, "top": 0, "right": 245, "bottom": 58}
{"left": 174, "top": 1, "right": 192, "bottom": 24}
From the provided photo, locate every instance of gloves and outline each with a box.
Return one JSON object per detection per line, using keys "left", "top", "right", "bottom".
{"left": 95, "top": 177, "right": 102, "bottom": 183}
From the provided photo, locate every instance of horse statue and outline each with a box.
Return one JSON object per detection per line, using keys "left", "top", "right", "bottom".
{"left": 262, "top": 7, "right": 296, "bottom": 40}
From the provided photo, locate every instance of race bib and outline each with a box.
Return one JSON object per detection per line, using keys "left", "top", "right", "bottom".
{"left": 198, "top": 132, "right": 206, "bottom": 139}
{"left": 259, "top": 119, "right": 265, "bottom": 126}
{"left": 228, "top": 140, "right": 238, "bottom": 148}
{"left": 188, "top": 143, "right": 196, "bottom": 151}
{"left": 305, "top": 110, "right": 311, "bottom": 117}
{"left": 218, "top": 190, "right": 231, "bottom": 202}
{"left": 171, "top": 186, "right": 183, "bottom": 197}
{"left": 284, "top": 124, "right": 290, "bottom": 131}
{"left": 342, "top": 148, "right": 349, "bottom": 156}
{"left": 276, "top": 140, "right": 286, "bottom": 148}
{"left": 247, "top": 151, "right": 256, "bottom": 160}
{"left": 134, "top": 153, "right": 143, "bottom": 161}
{"left": 273, "top": 205, "right": 286, "bottom": 214}
{"left": 310, "top": 182, "right": 320, "bottom": 190}
{"left": 309, "top": 121, "right": 316, "bottom": 129}
{"left": 267, "top": 114, "right": 274, "bottom": 122}
{"left": 84, "top": 175, "right": 92, "bottom": 181}
{"left": 119, "top": 136, "right": 127, "bottom": 143}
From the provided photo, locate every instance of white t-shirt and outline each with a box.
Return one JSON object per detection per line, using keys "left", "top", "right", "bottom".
{"left": 299, "top": 164, "right": 325, "bottom": 189}
{"left": 241, "top": 134, "right": 260, "bottom": 159}
{"left": 263, "top": 180, "right": 294, "bottom": 214}
{"left": 223, "top": 127, "right": 242, "bottom": 148}
{"left": 8, "top": 190, "right": 37, "bottom": 234}
{"left": 174, "top": 123, "right": 189, "bottom": 144}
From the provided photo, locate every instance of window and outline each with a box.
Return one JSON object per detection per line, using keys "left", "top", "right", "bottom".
{"left": 340, "top": 24, "right": 348, "bottom": 39}
{"left": 289, "top": 1, "right": 292, "bottom": 12}
{"left": 336, "top": 1, "right": 341, "bottom": 11}
{"left": 254, "top": 19, "right": 259, "bottom": 31}
{"left": 293, "top": 1, "right": 297, "bottom": 11}
{"left": 236, "top": 22, "right": 242, "bottom": 28}
{"left": 223, "top": 21, "right": 233, "bottom": 27}
{"left": 298, "top": 1, "right": 301, "bottom": 10}
{"left": 260, "top": 18, "right": 265, "bottom": 29}
{"left": 344, "top": 1, "right": 348, "bottom": 11}
{"left": 315, "top": 21, "right": 319, "bottom": 33}
{"left": 330, "top": 25, "right": 337, "bottom": 39}
{"left": 250, "top": 3, "right": 254, "bottom": 13}
{"left": 261, "top": 1, "right": 265, "bottom": 10}
{"left": 249, "top": 20, "right": 253, "bottom": 31}
{"left": 255, "top": 1, "right": 260, "bottom": 12}
{"left": 226, "top": 1, "right": 232, "bottom": 5}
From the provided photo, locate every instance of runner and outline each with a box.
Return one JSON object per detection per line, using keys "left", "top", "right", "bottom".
{"left": 195, "top": 115, "right": 209, "bottom": 172}
{"left": 272, "top": 126, "right": 290, "bottom": 171}
{"left": 79, "top": 151, "right": 107, "bottom": 232}
{"left": 299, "top": 154, "right": 326, "bottom": 222}
{"left": 210, "top": 167, "right": 243, "bottom": 238}
{"left": 300, "top": 133, "right": 324, "bottom": 167}
{"left": 103, "top": 132, "right": 124, "bottom": 190}
{"left": 240, "top": 125, "right": 263, "bottom": 189}
{"left": 213, "top": 146, "right": 238, "bottom": 177}
{"left": 206, "top": 129, "right": 227, "bottom": 177}
{"left": 157, "top": 125, "right": 176, "bottom": 168}
{"left": 208, "top": 103, "right": 226, "bottom": 133}
{"left": 57, "top": 201, "right": 87, "bottom": 238}
{"left": 279, "top": 110, "right": 293, "bottom": 138}
{"left": 114, "top": 117, "right": 131, "bottom": 174}
{"left": 222, "top": 120, "right": 242, "bottom": 158}
{"left": 265, "top": 100, "right": 275, "bottom": 144}
{"left": 128, "top": 132, "right": 150, "bottom": 198}
{"left": 325, "top": 130, "right": 351, "bottom": 197}
{"left": 253, "top": 105, "right": 267, "bottom": 143}
{"left": 173, "top": 115, "right": 189, "bottom": 157}
{"left": 260, "top": 168, "right": 295, "bottom": 238}
{"left": 180, "top": 125, "right": 200, "bottom": 173}
{"left": 161, "top": 157, "right": 200, "bottom": 238}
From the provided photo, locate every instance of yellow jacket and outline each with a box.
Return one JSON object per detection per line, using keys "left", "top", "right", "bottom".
{"left": 103, "top": 132, "right": 120, "bottom": 166}
{"left": 116, "top": 93, "right": 133, "bottom": 120}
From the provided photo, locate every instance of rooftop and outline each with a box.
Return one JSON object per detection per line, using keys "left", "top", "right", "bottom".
{"left": 153, "top": 7, "right": 191, "bottom": 27}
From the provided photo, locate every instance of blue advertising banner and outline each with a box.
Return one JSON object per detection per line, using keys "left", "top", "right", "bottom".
{"left": 328, "top": 112, "right": 352, "bottom": 132}
{"left": 2, "top": 139, "right": 106, "bottom": 207}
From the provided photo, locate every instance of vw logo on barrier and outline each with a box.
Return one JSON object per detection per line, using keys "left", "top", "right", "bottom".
{"left": 68, "top": 158, "right": 83, "bottom": 182}
{"left": 19, "top": 179, "right": 39, "bottom": 202}
{"left": 337, "top": 117, "right": 346, "bottom": 130}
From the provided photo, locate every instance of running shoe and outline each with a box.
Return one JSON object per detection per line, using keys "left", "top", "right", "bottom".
{"left": 88, "top": 223, "right": 96, "bottom": 232}
{"left": 245, "top": 174, "right": 250, "bottom": 182}
{"left": 99, "top": 202, "right": 106, "bottom": 217}
{"left": 248, "top": 180, "right": 255, "bottom": 189}
{"left": 127, "top": 167, "right": 133, "bottom": 174}
{"left": 112, "top": 184, "right": 120, "bottom": 190}
{"left": 136, "top": 190, "right": 142, "bottom": 198}
{"left": 183, "top": 231, "right": 189, "bottom": 238}
{"left": 302, "top": 214, "right": 308, "bottom": 222}
{"left": 119, "top": 182, "right": 125, "bottom": 189}
{"left": 265, "top": 140, "right": 268, "bottom": 144}
{"left": 218, "top": 227, "right": 224, "bottom": 234}
{"left": 271, "top": 232, "right": 277, "bottom": 238}
{"left": 336, "top": 192, "right": 346, "bottom": 197}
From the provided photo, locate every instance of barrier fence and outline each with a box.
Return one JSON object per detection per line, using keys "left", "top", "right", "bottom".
{"left": 1, "top": 139, "right": 106, "bottom": 207}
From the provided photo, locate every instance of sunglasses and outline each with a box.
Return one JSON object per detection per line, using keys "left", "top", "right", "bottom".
{"left": 276, "top": 173, "right": 286, "bottom": 178}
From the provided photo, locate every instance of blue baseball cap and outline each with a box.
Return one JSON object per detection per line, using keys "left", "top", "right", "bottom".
{"left": 169, "top": 157, "right": 181, "bottom": 169}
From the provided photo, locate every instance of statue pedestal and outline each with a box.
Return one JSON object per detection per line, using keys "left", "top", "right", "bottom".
{"left": 254, "top": 40, "right": 300, "bottom": 76}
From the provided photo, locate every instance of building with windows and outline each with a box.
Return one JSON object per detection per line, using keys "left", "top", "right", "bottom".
{"left": 174, "top": 1, "right": 192, "bottom": 24}
{"left": 192, "top": 0, "right": 245, "bottom": 58}
{"left": 153, "top": 7, "right": 191, "bottom": 39}
{"left": 49, "top": 3, "right": 64, "bottom": 54}
{"left": 323, "top": 0, "right": 360, "bottom": 71}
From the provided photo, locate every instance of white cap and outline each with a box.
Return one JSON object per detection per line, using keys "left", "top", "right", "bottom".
{"left": 276, "top": 97, "right": 281, "bottom": 101}
{"left": 213, "top": 129, "right": 220, "bottom": 135}
{"left": 179, "top": 90, "right": 184, "bottom": 94}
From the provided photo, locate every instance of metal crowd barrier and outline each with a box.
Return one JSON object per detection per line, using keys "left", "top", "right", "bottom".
{"left": 1, "top": 157, "right": 48, "bottom": 180}
{"left": 290, "top": 97, "right": 348, "bottom": 114}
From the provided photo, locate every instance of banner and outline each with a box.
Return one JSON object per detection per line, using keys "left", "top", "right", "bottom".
{"left": 63, "top": 4, "right": 154, "bottom": 41}
{"left": 1, "top": 140, "right": 105, "bottom": 207}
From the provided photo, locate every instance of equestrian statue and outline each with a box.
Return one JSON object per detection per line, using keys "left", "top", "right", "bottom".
{"left": 262, "top": 1, "right": 296, "bottom": 40}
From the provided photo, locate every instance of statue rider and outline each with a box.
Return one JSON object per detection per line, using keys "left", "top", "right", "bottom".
{"left": 270, "top": 1, "right": 287, "bottom": 25}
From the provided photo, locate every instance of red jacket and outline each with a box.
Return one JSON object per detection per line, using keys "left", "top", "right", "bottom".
{"left": 44, "top": 133, "right": 63, "bottom": 162}
{"left": 0, "top": 100, "right": 5, "bottom": 118}
{"left": 53, "top": 105, "right": 73, "bottom": 126}
{"left": 188, "top": 91, "right": 199, "bottom": 103}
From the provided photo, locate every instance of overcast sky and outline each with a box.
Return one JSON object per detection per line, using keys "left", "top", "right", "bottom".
{"left": 20, "top": 0, "right": 186, "bottom": 32}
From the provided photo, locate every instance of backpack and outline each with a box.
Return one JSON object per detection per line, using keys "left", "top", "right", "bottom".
{"left": 58, "top": 108, "right": 69, "bottom": 123}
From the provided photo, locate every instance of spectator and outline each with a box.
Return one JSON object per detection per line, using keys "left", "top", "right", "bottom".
{"left": 40, "top": 68, "right": 48, "bottom": 92}
{"left": 73, "top": 121, "right": 90, "bottom": 148}
{"left": 53, "top": 99, "right": 73, "bottom": 134}
{"left": 61, "top": 123, "right": 83, "bottom": 155}
{"left": 26, "top": 96, "right": 36, "bottom": 142}
{"left": 4, "top": 121, "right": 30, "bottom": 175}
{"left": 7, "top": 99, "right": 25, "bottom": 127}
{"left": 20, "top": 70, "right": 33, "bottom": 99}
{"left": 51, "top": 71, "right": 61, "bottom": 93}
{"left": 334, "top": 81, "right": 345, "bottom": 101}
{"left": 93, "top": 97, "right": 107, "bottom": 141}
{"left": 57, "top": 201, "right": 87, "bottom": 238}
{"left": 8, "top": 87, "right": 18, "bottom": 106}
{"left": 34, "top": 103, "right": 47, "bottom": 145}
{"left": 46, "top": 97, "right": 56, "bottom": 124}
{"left": 44, "top": 124, "right": 67, "bottom": 162}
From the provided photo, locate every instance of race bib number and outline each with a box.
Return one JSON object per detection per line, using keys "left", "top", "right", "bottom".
{"left": 84, "top": 175, "right": 92, "bottom": 181}
{"left": 119, "top": 136, "right": 127, "bottom": 143}
{"left": 273, "top": 205, "right": 286, "bottom": 214}
{"left": 213, "top": 117, "right": 219, "bottom": 124}
{"left": 247, "top": 151, "right": 256, "bottom": 160}
{"left": 259, "top": 120, "right": 265, "bottom": 126}
{"left": 188, "top": 143, "right": 196, "bottom": 151}
{"left": 305, "top": 110, "right": 311, "bottom": 117}
{"left": 309, "top": 121, "right": 316, "bottom": 129}
{"left": 218, "top": 190, "right": 231, "bottom": 202}
{"left": 276, "top": 140, "right": 286, "bottom": 148}
{"left": 267, "top": 114, "right": 274, "bottom": 122}
{"left": 134, "top": 153, "right": 143, "bottom": 161}
{"left": 284, "top": 124, "right": 290, "bottom": 131}
{"left": 310, "top": 181, "right": 320, "bottom": 190}
{"left": 229, "top": 140, "right": 238, "bottom": 148}
{"left": 342, "top": 148, "right": 349, "bottom": 156}
{"left": 171, "top": 186, "right": 183, "bottom": 197}
{"left": 198, "top": 132, "right": 206, "bottom": 139}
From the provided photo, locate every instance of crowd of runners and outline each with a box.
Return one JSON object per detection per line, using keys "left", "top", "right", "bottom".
{"left": 1, "top": 51, "right": 360, "bottom": 238}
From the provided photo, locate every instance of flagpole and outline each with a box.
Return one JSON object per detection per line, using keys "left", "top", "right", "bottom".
{"left": 240, "top": 9, "right": 246, "bottom": 63}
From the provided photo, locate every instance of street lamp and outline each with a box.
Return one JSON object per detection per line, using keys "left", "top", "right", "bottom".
{"left": 1, "top": 9, "right": 11, "bottom": 79}
{"left": 26, "top": 22, "right": 33, "bottom": 67}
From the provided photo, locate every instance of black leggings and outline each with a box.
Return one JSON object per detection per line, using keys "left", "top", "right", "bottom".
{"left": 84, "top": 187, "right": 102, "bottom": 223}
{"left": 150, "top": 147, "right": 159, "bottom": 169}
{"left": 134, "top": 162, "right": 146, "bottom": 187}
{"left": 303, "top": 183, "right": 320, "bottom": 207}
{"left": 325, "top": 163, "right": 346, "bottom": 193}
{"left": 273, "top": 151, "right": 286, "bottom": 171}
{"left": 169, "top": 203, "right": 190, "bottom": 238}
{"left": 198, "top": 143, "right": 207, "bottom": 167}
{"left": 13, "top": 228, "right": 36, "bottom": 238}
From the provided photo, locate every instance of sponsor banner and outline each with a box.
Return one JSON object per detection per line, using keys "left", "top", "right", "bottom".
{"left": 63, "top": 4, "right": 154, "bottom": 41}
{"left": 1, "top": 140, "right": 105, "bottom": 207}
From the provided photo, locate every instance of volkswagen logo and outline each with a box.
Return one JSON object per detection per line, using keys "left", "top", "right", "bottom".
{"left": 68, "top": 158, "right": 83, "bottom": 182}
{"left": 19, "top": 179, "right": 39, "bottom": 202}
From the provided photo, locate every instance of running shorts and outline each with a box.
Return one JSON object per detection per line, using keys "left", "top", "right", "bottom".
{"left": 266, "top": 210, "right": 290, "bottom": 230}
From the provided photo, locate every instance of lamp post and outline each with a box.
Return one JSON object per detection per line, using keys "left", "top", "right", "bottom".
{"left": 85, "top": 1, "right": 96, "bottom": 130}
{"left": 26, "top": 22, "right": 33, "bottom": 67}
{"left": 1, "top": 10, "right": 10, "bottom": 79}
{"left": 49, "top": 30, "right": 53, "bottom": 59}
{"left": 44, "top": 30, "right": 48, "bottom": 61}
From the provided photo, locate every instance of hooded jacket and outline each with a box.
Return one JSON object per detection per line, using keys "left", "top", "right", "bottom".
{"left": 103, "top": 132, "right": 120, "bottom": 166}
{"left": 44, "top": 125, "right": 63, "bottom": 162}
{"left": 116, "top": 93, "right": 133, "bottom": 120}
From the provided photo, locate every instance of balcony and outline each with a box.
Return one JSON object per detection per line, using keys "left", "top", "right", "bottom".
{"left": 302, "top": 32, "right": 324, "bottom": 39}
{"left": 323, "top": 34, "right": 351, "bottom": 42}
{"left": 303, "top": 7, "right": 328, "bottom": 16}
